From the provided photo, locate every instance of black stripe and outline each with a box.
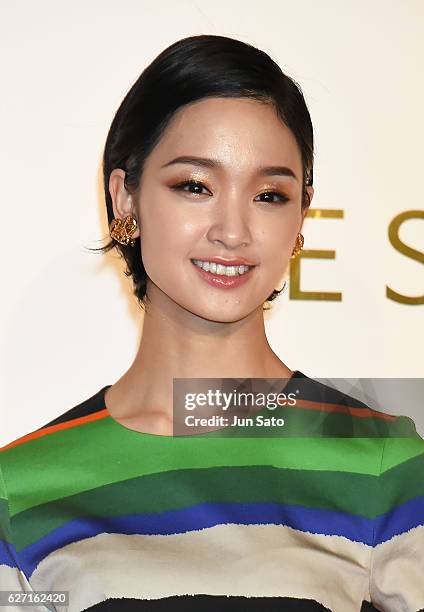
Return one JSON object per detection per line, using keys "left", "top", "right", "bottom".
{"left": 83, "top": 595, "right": 332, "bottom": 611}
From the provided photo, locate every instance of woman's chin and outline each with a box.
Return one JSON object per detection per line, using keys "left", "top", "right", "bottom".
{"left": 184, "top": 300, "right": 260, "bottom": 324}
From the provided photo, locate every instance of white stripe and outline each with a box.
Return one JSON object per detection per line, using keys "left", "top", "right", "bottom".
{"left": 28, "top": 523, "right": 372, "bottom": 612}
{"left": 369, "top": 524, "right": 424, "bottom": 612}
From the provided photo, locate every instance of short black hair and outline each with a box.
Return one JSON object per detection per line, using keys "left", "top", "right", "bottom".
{"left": 91, "top": 34, "right": 314, "bottom": 311}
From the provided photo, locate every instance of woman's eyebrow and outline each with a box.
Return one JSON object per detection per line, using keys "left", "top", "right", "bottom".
{"left": 161, "top": 155, "right": 298, "bottom": 181}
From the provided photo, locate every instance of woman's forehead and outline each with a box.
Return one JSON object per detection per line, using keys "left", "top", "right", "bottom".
{"left": 147, "top": 98, "right": 302, "bottom": 174}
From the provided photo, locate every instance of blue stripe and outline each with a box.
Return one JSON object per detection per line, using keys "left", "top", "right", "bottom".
{"left": 0, "top": 539, "right": 19, "bottom": 569}
{"left": 373, "top": 495, "right": 424, "bottom": 545}
{"left": 10, "top": 498, "right": 424, "bottom": 577}
{"left": 13, "top": 501, "right": 376, "bottom": 577}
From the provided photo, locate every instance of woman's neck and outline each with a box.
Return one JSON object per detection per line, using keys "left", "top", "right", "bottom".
{"left": 104, "top": 291, "right": 293, "bottom": 431}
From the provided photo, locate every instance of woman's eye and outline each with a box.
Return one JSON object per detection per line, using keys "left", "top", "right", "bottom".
{"left": 170, "top": 181, "right": 289, "bottom": 205}
{"left": 171, "top": 180, "right": 210, "bottom": 195}
{"left": 256, "top": 191, "right": 289, "bottom": 205}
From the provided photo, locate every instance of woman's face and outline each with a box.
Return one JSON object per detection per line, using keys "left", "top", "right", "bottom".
{"left": 111, "top": 97, "right": 313, "bottom": 322}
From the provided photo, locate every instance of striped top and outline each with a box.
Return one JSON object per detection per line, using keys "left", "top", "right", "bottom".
{"left": 1, "top": 371, "right": 424, "bottom": 612}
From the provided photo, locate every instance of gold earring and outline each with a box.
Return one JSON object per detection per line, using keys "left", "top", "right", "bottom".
{"left": 109, "top": 215, "right": 138, "bottom": 247}
{"left": 291, "top": 233, "right": 304, "bottom": 258}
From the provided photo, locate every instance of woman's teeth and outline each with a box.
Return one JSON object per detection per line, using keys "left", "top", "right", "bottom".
{"left": 192, "top": 259, "right": 252, "bottom": 276}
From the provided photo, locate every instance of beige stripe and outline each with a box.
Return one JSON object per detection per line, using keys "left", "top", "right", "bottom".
{"left": 370, "top": 525, "right": 424, "bottom": 612}
{"left": 0, "top": 564, "right": 47, "bottom": 612}
{"left": 28, "top": 523, "right": 372, "bottom": 612}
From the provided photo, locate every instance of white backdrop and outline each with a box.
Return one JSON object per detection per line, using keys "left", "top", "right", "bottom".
{"left": 1, "top": 0, "right": 423, "bottom": 445}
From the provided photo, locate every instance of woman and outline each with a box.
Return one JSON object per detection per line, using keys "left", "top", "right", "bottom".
{"left": 1, "top": 34, "right": 423, "bottom": 612}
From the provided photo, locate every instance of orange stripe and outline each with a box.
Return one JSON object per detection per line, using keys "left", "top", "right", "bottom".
{"left": 286, "top": 399, "right": 397, "bottom": 420}
{"left": 0, "top": 409, "right": 109, "bottom": 451}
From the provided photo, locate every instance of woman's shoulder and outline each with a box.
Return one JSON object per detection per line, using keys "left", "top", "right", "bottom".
{"left": 39, "top": 384, "right": 112, "bottom": 430}
{"left": 0, "top": 384, "right": 113, "bottom": 524}
{"left": 291, "top": 371, "right": 422, "bottom": 440}
{"left": 0, "top": 384, "right": 112, "bottom": 458}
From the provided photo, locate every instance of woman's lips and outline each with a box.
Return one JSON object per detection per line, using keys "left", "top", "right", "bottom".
{"left": 191, "top": 260, "right": 256, "bottom": 289}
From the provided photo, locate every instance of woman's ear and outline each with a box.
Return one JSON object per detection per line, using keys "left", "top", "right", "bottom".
{"left": 299, "top": 186, "right": 314, "bottom": 233}
{"left": 305, "top": 186, "right": 314, "bottom": 210}
{"left": 108, "top": 169, "right": 140, "bottom": 239}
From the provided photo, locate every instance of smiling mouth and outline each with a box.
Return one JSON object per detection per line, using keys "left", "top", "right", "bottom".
{"left": 190, "top": 259, "right": 257, "bottom": 290}
{"left": 191, "top": 259, "right": 255, "bottom": 276}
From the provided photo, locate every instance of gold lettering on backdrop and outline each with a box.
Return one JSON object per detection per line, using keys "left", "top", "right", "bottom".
{"left": 290, "top": 209, "right": 343, "bottom": 301}
{"left": 386, "top": 210, "right": 424, "bottom": 305}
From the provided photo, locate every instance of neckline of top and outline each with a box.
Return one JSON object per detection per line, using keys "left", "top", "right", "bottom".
{"left": 100, "top": 370, "right": 306, "bottom": 439}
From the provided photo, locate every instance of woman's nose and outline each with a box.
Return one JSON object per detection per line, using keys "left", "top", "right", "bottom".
{"left": 205, "top": 198, "right": 252, "bottom": 249}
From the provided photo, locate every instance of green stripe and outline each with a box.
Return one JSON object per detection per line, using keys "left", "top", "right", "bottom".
{"left": 1, "top": 416, "right": 423, "bottom": 516}
{"left": 377, "top": 452, "right": 424, "bottom": 509}
{"left": 10, "top": 465, "right": 376, "bottom": 549}
{"left": 250, "top": 406, "right": 418, "bottom": 438}
{"left": 380, "top": 437, "right": 424, "bottom": 473}
{"left": 0, "top": 466, "right": 11, "bottom": 543}
{"left": 11, "top": 453, "right": 424, "bottom": 550}
{"left": 0, "top": 497, "right": 11, "bottom": 542}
